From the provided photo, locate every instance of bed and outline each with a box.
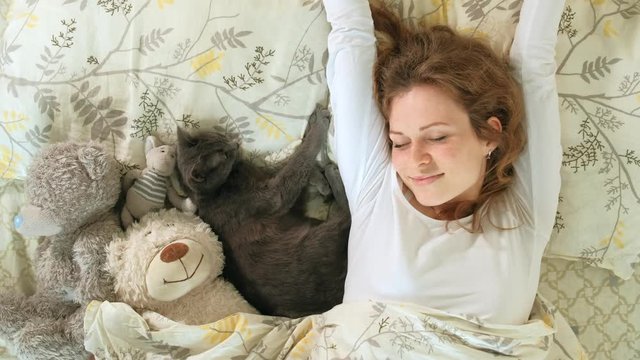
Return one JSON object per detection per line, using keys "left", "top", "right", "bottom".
{"left": 0, "top": 0, "right": 638, "bottom": 359}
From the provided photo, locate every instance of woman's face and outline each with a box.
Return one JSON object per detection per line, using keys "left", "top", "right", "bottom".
{"left": 388, "top": 84, "right": 498, "bottom": 210}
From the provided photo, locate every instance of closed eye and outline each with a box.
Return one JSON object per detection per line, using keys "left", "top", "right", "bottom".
{"left": 430, "top": 136, "right": 447, "bottom": 142}
{"left": 191, "top": 170, "right": 205, "bottom": 183}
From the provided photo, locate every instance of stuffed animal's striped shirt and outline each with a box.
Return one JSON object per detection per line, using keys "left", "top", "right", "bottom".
{"left": 131, "top": 170, "right": 167, "bottom": 206}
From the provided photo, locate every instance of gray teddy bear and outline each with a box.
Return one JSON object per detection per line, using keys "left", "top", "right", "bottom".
{"left": 0, "top": 142, "right": 122, "bottom": 359}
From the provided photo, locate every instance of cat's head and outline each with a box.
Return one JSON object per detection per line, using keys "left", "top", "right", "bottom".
{"left": 176, "top": 128, "right": 240, "bottom": 195}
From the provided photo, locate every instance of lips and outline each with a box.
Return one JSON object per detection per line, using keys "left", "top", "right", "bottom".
{"left": 410, "top": 173, "right": 443, "bottom": 185}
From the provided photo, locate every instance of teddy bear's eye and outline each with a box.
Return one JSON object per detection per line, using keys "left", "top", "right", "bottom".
{"left": 145, "top": 231, "right": 152, "bottom": 236}
{"left": 166, "top": 223, "right": 175, "bottom": 227}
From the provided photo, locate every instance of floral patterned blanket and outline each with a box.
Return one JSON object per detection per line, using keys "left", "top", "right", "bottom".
{"left": 84, "top": 296, "right": 586, "bottom": 360}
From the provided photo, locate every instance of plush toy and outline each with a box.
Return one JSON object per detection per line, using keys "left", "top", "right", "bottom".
{"left": 106, "top": 208, "right": 257, "bottom": 326}
{"left": 121, "top": 135, "right": 195, "bottom": 228}
{"left": 0, "top": 142, "right": 122, "bottom": 359}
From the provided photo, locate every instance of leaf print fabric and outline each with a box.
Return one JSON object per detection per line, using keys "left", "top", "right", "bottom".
{"left": 83, "top": 296, "right": 586, "bottom": 360}
{"left": 546, "top": 0, "right": 640, "bottom": 280}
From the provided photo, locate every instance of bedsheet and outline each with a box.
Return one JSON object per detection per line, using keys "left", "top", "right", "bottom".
{"left": 83, "top": 295, "right": 585, "bottom": 360}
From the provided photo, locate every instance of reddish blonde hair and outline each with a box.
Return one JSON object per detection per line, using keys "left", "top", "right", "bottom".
{"left": 371, "top": 4, "right": 526, "bottom": 232}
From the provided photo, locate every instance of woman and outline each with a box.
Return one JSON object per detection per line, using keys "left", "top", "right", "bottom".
{"left": 324, "top": 0, "right": 564, "bottom": 325}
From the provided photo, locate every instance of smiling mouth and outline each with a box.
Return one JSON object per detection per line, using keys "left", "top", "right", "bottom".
{"left": 410, "top": 174, "right": 443, "bottom": 185}
{"left": 163, "top": 254, "right": 204, "bottom": 284}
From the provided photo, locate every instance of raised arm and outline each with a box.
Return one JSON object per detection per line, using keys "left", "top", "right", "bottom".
{"left": 324, "top": 0, "right": 390, "bottom": 209}
{"left": 509, "top": 0, "right": 565, "bottom": 243}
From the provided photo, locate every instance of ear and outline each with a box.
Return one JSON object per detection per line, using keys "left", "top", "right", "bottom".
{"left": 176, "top": 127, "right": 193, "bottom": 148}
{"left": 145, "top": 136, "right": 161, "bottom": 154}
{"left": 486, "top": 115, "right": 503, "bottom": 148}
{"left": 77, "top": 144, "right": 109, "bottom": 180}
{"left": 486, "top": 116, "right": 502, "bottom": 133}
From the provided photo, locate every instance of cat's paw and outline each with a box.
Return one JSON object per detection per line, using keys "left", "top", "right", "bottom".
{"left": 182, "top": 198, "right": 198, "bottom": 214}
{"left": 306, "top": 104, "right": 331, "bottom": 134}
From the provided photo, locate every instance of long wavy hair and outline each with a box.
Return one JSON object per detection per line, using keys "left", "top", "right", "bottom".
{"left": 370, "top": 3, "right": 526, "bottom": 232}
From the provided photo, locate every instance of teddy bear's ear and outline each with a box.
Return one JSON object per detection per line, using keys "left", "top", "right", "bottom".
{"left": 145, "top": 136, "right": 161, "bottom": 154}
{"left": 77, "top": 144, "right": 109, "bottom": 180}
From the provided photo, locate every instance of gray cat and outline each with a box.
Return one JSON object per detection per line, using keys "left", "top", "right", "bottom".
{"left": 176, "top": 105, "right": 350, "bottom": 318}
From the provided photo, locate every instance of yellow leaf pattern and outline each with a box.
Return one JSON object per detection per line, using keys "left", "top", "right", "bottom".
{"left": 2, "top": 110, "right": 28, "bottom": 133}
{"left": 86, "top": 300, "right": 100, "bottom": 314}
{"left": 603, "top": 19, "right": 618, "bottom": 38}
{"left": 457, "top": 27, "right": 488, "bottom": 40}
{"left": 421, "top": 9, "right": 447, "bottom": 26}
{"left": 417, "top": 0, "right": 448, "bottom": 26}
{"left": 598, "top": 221, "right": 625, "bottom": 249}
{"left": 157, "top": 0, "right": 175, "bottom": 10}
{"left": 541, "top": 313, "right": 554, "bottom": 328}
{"left": 199, "top": 314, "right": 250, "bottom": 345}
{"left": 255, "top": 115, "right": 294, "bottom": 141}
{"left": 191, "top": 50, "right": 224, "bottom": 79}
{"left": 287, "top": 319, "right": 318, "bottom": 358}
{"left": 0, "top": 145, "right": 23, "bottom": 179}
{"left": 12, "top": 12, "right": 39, "bottom": 29}
{"left": 591, "top": 0, "right": 606, "bottom": 5}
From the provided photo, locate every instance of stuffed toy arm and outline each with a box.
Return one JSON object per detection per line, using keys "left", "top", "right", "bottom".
{"left": 122, "top": 168, "right": 143, "bottom": 191}
{"left": 73, "top": 216, "right": 120, "bottom": 304}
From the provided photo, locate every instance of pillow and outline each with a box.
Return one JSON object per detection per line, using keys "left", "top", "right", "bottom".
{"left": 544, "top": 0, "right": 640, "bottom": 279}
{"left": 0, "top": 0, "right": 333, "bottom": 178}
{"left": 0, "top": 0, "right": 528, "bottom": 180}
{"left": 8, "top": 0, "right": 635, "bottom": 279}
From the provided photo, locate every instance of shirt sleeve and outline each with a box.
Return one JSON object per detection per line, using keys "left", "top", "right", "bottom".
{"left": 509, "top": 0, "right": 565, "bottom": 246}
{"left": 324, "top": 0, "right": 391, "bottom": 210}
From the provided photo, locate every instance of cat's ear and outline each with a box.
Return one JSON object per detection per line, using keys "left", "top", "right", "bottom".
{"left": 177, "top": 127, "right": 193, "bottom": 147}
{"left": 229, "top": 139, "right": 241, "bottom": 151}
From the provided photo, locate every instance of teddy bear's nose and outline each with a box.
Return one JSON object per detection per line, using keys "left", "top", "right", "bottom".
{"left": 160, "top": 243, "right": 189, "bottom": 263}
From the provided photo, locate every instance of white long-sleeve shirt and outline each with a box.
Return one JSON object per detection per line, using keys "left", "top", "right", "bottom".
{"left": 325, "top": 0, "right": 564, "bottom": 325}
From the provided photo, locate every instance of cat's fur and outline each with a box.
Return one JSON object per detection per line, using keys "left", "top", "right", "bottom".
{"left": 176, "top": 105, "right": 350, "bottom": 318}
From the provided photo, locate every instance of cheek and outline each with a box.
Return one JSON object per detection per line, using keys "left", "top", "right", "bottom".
{"left": 390, "top": 149, "right": 409, "bottom": 171}
{"left": 434, "top": 144, "right": 458, "bottom": 161}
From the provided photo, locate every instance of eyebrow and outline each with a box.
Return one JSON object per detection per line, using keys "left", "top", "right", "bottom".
{"left": 388, "top": 122, "right": 450, "bottom": 135}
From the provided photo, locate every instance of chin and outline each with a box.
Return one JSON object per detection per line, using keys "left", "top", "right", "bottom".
{"left": 411, "top": 190, "right": 449, "bottom": 208}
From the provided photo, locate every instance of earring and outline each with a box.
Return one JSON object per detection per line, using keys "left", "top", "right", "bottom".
{"left": 486, "top": 150, "right": 493, "bottom": 160}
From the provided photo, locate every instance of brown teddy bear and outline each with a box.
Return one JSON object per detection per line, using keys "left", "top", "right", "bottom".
{"left": 0, "top": 142, "right": 122, "bottom": 359}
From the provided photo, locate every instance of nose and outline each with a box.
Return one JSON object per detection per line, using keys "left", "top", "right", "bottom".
{"left": 411, "top": 143, "right": 431, "bottom": 165}
{"left": 160, "top": 242, "right": 190, "bottom": 263}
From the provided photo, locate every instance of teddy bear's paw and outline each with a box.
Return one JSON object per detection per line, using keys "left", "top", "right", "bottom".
{"left": 15, "top": 319, "right": 89, "bottom": 359}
